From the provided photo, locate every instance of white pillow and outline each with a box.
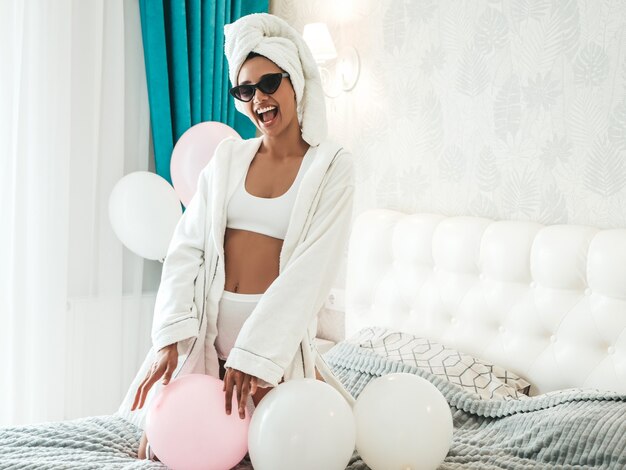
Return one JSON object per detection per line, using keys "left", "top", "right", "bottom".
{"left": 346, "top": 326, "right": 531, "bottom": 401}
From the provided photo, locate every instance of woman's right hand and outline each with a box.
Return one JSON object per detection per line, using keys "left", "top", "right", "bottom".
{"left": 131, "top": 343, "right": 179, "bottom": 411}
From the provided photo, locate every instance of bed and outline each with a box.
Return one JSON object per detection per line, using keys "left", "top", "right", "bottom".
{"left": 2, "top": 209, "right": 625, "bottom": 469}
{"left": 333, "top": 210, "right": 626, "bottom": 469}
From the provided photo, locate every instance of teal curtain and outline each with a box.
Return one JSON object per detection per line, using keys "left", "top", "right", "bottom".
{"left": 139, "top": 0, "right": 268, "bottom": 185}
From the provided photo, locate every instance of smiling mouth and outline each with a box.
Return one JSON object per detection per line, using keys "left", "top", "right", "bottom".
{"left": 256, "top": 107, "right": 279, "bottom": 124}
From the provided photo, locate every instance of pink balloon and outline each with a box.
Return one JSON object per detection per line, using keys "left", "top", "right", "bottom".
{"left": 145, "top": 373, "right": 250, "bottom": 470}
{"left": 171, "top": 122, "right": 241, "bottom": 207}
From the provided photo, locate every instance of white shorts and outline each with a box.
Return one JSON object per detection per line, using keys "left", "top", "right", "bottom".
{"left": 215, "top": 289, "right": 263, "bottom": 361}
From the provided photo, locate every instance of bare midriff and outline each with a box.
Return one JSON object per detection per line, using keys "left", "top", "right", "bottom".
{"left": 223, "top": 148, "right": 306, "bottom": 295}
{"left": 223, "top": 228, "right": 282, "bottom": 294}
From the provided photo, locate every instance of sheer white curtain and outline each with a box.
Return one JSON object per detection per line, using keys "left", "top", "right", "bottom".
{"left": 0, "top": 0, "right": 161, "bottom": 426}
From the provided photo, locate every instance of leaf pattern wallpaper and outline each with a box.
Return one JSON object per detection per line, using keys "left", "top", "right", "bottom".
{"left": 270, "top": 0, "right": 626, "bottom": 228}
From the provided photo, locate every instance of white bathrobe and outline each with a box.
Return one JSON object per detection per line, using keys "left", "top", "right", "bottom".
{"left": 117, "top": 135, "right": 356, "bottom": 430}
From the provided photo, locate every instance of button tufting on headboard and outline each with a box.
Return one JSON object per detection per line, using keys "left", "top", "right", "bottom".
{"left": 345, "top": 210, "right": 626, "bottom": 395}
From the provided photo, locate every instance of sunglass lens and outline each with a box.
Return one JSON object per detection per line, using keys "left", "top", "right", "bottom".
{"left": 236, "top": 85, "right": 254, "bottom": 101}
{"left": 259, "top": 74, "right": 282, "bottom": 94}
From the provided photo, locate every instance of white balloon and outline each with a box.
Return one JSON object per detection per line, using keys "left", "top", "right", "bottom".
{"left": 353, "top": 373, "right": 453, "bottom": 470}
{"left": 108, "top": 171, "right": 182, "bottom": 260}
{"left": 248, "top": 378, "right": 356, "bottom": 470}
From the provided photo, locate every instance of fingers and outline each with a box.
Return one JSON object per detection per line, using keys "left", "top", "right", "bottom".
{"left": 131, "top": 375, "right": 148, "bottom": 411}
{"left": 131, "top": 368, "right": 152, "bottom": 411}
{"left": 132, "top": 363, "right": 165, "bottom": 411}
{"left": 250, "top": 376, "right": 258, "bottom": 396}
{"left": 223, "top": 369, "right": 253, "bottom": 419}
{"left": 239, "top": 376, "right": 250, "bottom": 419}
{"left": 224, "top": 368, "right": 233, "bottom": 416}
{"left": 138, "top": 368, "right": 163, "bottom": 409}
{"left": 161, "top": 355, "right": 176, "bottom": 386}
{"left": 236, "top": 375, "right": 243, "bottom": 417}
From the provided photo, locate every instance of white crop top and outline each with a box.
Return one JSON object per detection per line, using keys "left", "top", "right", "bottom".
{"left": 226, "top": 146, "right": 316, "bottom": 240}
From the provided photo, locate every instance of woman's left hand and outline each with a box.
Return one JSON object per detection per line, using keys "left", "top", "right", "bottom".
{"left": 223, "top": 367, "right": 258, "bottom": 419}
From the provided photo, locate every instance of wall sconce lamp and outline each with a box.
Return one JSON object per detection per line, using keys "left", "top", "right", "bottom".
{"left": 303, "top": 22, "right": 360, "bottom": 98}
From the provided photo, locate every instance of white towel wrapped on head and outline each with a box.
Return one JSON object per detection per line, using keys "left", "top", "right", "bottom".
{"left": 224, "top": 13, "right": 327, "bottom": 147}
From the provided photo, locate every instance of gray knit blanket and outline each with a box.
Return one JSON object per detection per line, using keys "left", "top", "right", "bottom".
{"left": 0, "top": 413, "right": 161, "bottom": 470}
{"left": 1, "top": 342, "right": 624, "bottom": 469}
{"left": 328, "top": 342, "right": 626, "bottom": 470}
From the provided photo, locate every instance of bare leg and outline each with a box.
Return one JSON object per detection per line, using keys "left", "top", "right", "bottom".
{"left": 251, "top": 385, "right": 273, "bottom": 407}
{"left": 138, "top": 431, "right": 160, "bottom": 461}
{"left": 137, "top": 431, "right": 147, "bottom": 459}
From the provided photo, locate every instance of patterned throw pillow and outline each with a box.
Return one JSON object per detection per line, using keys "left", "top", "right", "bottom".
{"left": 346, "top": 326, "right": 531, "bottom": 400}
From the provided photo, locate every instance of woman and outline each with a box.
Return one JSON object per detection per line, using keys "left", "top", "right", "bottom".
{"left": 121, "top": 13, "right": 355, "bottom": 461}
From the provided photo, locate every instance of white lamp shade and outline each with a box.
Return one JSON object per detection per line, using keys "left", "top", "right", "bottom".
{"left": 303, "top": 22, "right": 337, "bottom": 63}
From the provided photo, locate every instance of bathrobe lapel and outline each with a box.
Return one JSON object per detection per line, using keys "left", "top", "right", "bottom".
{"left": 280, "top": 139, "right": 340, "bottom": 271}
{"left": 210, "top": 137, "right": 260, "bottom": 260}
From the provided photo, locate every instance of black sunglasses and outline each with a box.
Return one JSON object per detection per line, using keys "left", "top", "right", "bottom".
{"left": 229, "top": 72, "right": 290, "bottom": 102}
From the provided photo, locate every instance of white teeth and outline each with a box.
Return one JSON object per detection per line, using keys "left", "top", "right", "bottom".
{"left": 256, "top": 105, "right": 277, "bottom": 115}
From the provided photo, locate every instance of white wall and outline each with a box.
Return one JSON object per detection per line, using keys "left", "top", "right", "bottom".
{"left": 271, "top": 0, "right": 626, "bottom": 229}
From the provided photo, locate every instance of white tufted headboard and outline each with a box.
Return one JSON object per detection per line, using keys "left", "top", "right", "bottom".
{"left": 345, "top": 210, "right": 626, "bottom": 395}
